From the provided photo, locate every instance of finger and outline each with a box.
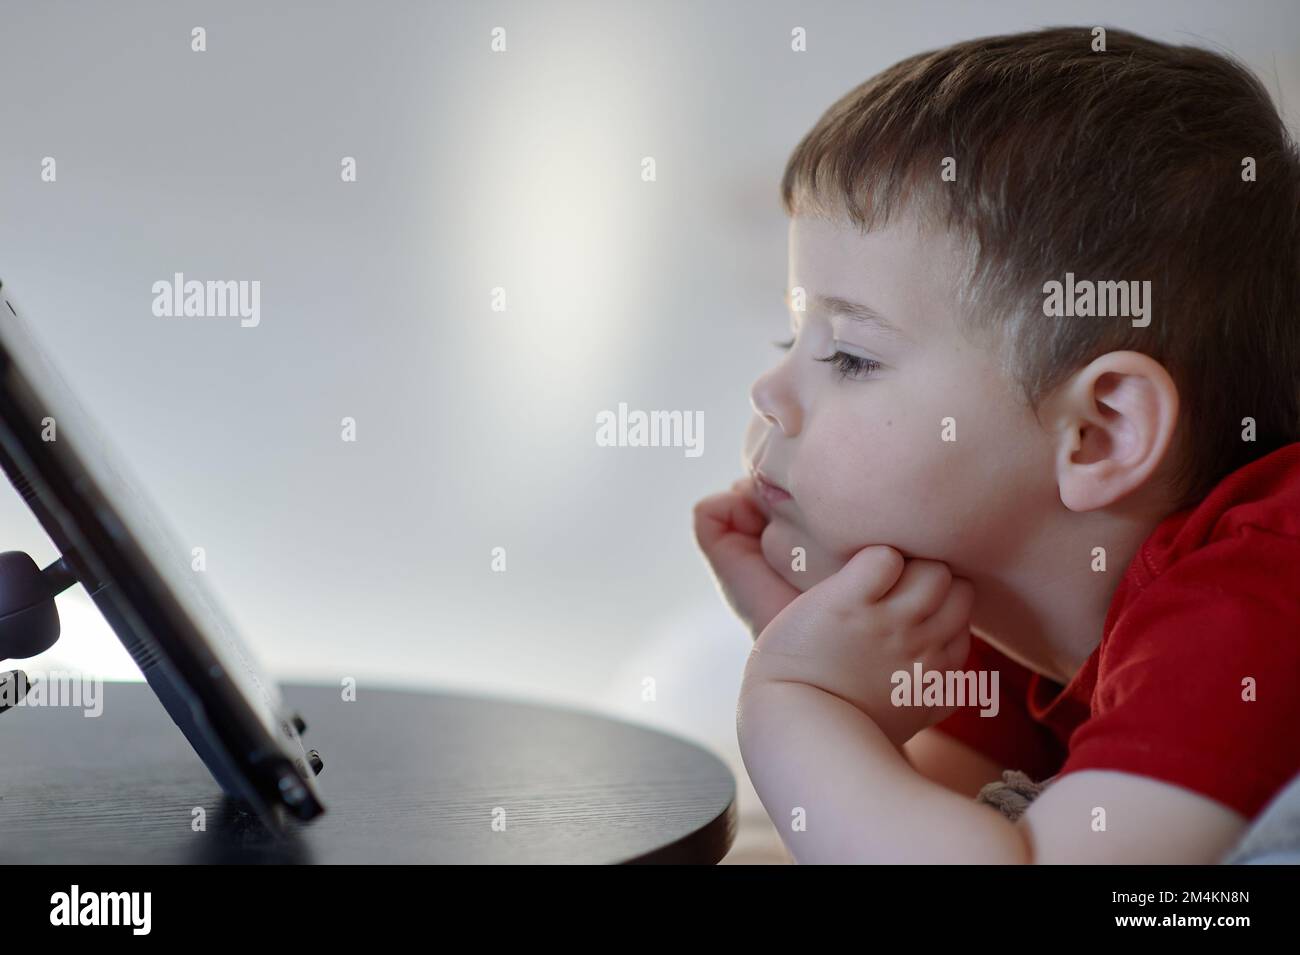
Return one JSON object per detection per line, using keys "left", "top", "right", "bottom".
{"left": 693, "top": 494, "right": 800, "bottom": 637}
{"left": 730, "top": 476, "right": 762, "bottom": 515}
{"left": 940, "top": 624, "right": 973, "bottom": 672}
{"left": 699, "top": 533, "right": 802, "bottom": 637}
{"left": 921, "top": 625, "right": 973, "bottom": 676}
{"left": 930, "top": 576, "right": 976, "bottom": 629}
{"left": 916, "top": 579, "right": 976, "bottom": 653}
{"left": 815, "top": 545, "right": 906, "bottom": 606}
{"left": 883, "top": 559, "right": 953, "bottom": 622}
{"left": 694, "top": 489, "right": 767, "bottom": 547}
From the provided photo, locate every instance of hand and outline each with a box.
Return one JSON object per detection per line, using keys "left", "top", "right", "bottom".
{"left": 742, "top": 545, "right": 975, "bottom": 748}
{"left": 693, "top": 477, "right": 802, "bottom": 640}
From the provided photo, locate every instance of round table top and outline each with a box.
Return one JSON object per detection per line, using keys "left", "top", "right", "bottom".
{"left": 0, "top": 680, "right": 737, "bottom": 864}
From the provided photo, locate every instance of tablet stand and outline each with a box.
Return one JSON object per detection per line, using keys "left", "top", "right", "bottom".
{"left": 0, "top": 550, "right": 80, "bottom": 712}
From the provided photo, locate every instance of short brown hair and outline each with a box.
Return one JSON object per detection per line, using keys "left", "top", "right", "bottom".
{"left": 781, "top": 26, "right": 1300, "bottom": 510}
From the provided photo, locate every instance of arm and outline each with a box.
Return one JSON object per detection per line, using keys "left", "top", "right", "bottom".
{"left": 1016, "top": 768, "right": 1246, "bottom": 863}
{"left": 903, "top": 727, "right": 1004, "bottom": 798}
{"left": 737, "top": 678, "right": 1032, "bottom": 863}
{"left": 738, "top": 678, "right": 1247, "bottom": 863}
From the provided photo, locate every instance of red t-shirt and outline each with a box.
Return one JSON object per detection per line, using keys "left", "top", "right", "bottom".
{"left": 931, "top": 440, "right": 1300, "bottom": 820}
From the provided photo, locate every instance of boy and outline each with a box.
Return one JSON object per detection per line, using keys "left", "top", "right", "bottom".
{"left": 694, "top": 26, "right": 1300, "bottom": 863}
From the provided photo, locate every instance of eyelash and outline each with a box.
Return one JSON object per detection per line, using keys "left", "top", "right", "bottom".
{"left": 773, "top": 337, "right": 882, "bottom": 381}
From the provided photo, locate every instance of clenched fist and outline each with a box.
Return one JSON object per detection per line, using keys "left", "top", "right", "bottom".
{"left": 693, "top": 477, "right": 802, "bottom": 640}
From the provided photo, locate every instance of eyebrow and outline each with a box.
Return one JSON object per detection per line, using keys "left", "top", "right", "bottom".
{"left": 784, "top": 289, "right": 912, "bottom": 342}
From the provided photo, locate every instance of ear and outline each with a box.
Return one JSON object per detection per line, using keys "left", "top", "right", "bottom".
{"left": 1044, "top": 351, "right": 1180, "bottom": 511}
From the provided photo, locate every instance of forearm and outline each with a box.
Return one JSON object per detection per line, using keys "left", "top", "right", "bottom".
{"left": 903, "top": 728, "right": 1008, "bottom": 798}
{"left": 736, "top": 676, "right": 1033, "bottom": 863}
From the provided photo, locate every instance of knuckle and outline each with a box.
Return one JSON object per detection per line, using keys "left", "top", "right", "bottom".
{"left": 925, "top": 561, "right": 953, "bottom": 591}
{"left": 693, "top": 493, "right": 722, "bottom": 515}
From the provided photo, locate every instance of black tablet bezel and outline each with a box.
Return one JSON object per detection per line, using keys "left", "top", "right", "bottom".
{"left": 0, "top": 278, "right": 325, "bottom": 829}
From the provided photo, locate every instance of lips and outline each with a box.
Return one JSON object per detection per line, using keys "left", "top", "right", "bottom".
{"left": 751, "top": 467, "right": 792, "bottom": 506}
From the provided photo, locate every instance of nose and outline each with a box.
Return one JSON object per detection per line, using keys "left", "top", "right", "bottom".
{"left": 749, "top": 361, "right": 802, "bottom": 437}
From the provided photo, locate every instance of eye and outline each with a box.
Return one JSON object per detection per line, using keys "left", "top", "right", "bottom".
{"left": 815, "top": 349, "right": 882, "bottom": 381}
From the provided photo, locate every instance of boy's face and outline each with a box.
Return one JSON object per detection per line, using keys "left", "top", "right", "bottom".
{"left": 743, "top": 212, "right": 1058, "bottom": 590}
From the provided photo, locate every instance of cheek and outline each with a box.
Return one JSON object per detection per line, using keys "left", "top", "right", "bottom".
{"left": 791, "top": 423, "right": 894, "bottom": 536}
{"left": 788, "top": 406, "right": 947, "bottom": 554}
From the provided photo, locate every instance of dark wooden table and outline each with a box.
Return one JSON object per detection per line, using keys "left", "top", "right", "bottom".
{"left": 0, "top": 682, "right": 737, "bottom": 863}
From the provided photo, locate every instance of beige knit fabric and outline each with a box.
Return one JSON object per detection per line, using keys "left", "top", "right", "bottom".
{"left": 976, "top": 770, "right": 1049, "bottom": 822}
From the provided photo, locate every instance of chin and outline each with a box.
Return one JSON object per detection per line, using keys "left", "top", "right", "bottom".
{"left": 759, "top": 516, "right": 849, "bottom": 591}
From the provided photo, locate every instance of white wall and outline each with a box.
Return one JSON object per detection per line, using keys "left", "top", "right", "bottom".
{"left": 1, "top": 0, "right": 1296, "bottom": 756}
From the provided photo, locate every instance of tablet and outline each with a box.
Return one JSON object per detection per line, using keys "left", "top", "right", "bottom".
{"left": 0, "top": 277, "right": 325, "bottom": 828}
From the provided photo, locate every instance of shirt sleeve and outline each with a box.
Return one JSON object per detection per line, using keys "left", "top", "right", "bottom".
{"left": 1055, "top": 526, "right": 1300, "bottom": 819}
{"left": 929, "top": 634, "right": 1068, "bottom": 781}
